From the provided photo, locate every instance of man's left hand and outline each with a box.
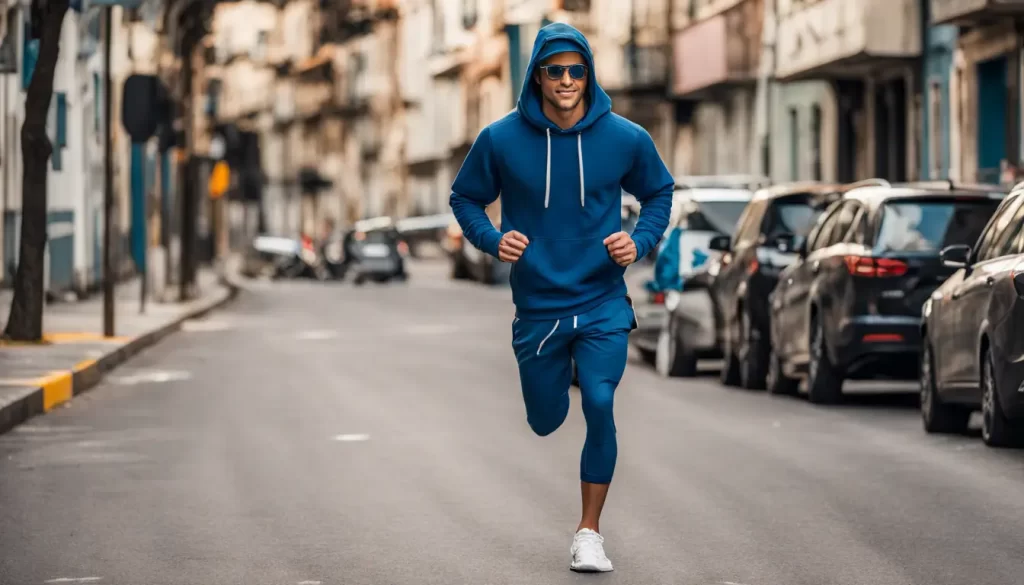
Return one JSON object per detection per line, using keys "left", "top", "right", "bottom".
{"left": 604, "top": 232, "right": 637, "bottom": 267}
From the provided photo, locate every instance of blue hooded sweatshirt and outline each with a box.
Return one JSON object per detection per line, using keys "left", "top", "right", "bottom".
{"left": 450, "top": 23, "right": 674, "bottom": 321}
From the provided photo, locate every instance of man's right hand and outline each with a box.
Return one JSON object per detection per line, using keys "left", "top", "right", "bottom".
{"left": 498, "top": 231, "right": 530, "bottom": 262}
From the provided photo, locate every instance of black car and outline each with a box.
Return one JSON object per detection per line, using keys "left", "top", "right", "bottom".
{"left": 768, "top": 180, "right": 1004, "bottom": 404}
{"left": 707, "top": 181, "right": 867, "bottom": 389}
{"left": 334, "top": 219, "right": 409, "bottom": 285}
{"left": 921, "top": 184, "right": 1024, "bottom": 446}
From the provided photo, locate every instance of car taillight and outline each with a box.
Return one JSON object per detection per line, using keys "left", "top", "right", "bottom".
{"left": 843, "top": 256, "right": 908, "bottom": 277}
{"left": 651, "top": 292, "right": 665, "bottom": 304}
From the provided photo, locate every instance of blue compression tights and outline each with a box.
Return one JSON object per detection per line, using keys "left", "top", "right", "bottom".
{"left": 511, "top": 296, "right": 635, "bottom": 484}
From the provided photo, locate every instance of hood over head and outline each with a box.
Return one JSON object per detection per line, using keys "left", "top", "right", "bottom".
{"left": 516, "top": 22, "right": 612, "bottom": 134}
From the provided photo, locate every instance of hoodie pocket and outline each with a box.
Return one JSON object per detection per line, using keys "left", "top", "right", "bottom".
{"left": 511, "top": 236, "right": 625, "bottom": 305}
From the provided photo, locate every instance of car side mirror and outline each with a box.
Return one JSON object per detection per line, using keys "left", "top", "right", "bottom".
{"left": 1013, "top": 265, "right": 1024, "bottom": 298}
{"left": 940, "top": 244, "right": 971, "bottom": 269}
{"left": 772, "top": 233, "right": 798, "bottom": 254}
{"left": 709, "top": 235, "right": 731, "bottom": 252}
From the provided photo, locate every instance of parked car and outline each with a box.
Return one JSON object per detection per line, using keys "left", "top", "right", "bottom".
{"left": 767, "top": 180, "right": 1004, "bottom": 403}
{"left": 629, "top": 184, "right": 754, "bottom": 371}
{"left": 447, "top": 198, "right": 514, "bottom": 285}
{"left": 921, "top": 183, "right": 1024, "bottom": 446}
{"left": 335, "top": 217, "right": 410, "bottom": 285}
{"left": 707, "top": 181, "right": 875, "bottom": 388}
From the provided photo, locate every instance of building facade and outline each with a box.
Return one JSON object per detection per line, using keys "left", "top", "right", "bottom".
{"left": 932, "top": 0, "right": 1024, "bottom": 186}
{"left": 669, "top": 0, "right": 764, "bottom": 176}
{"left": 774, "top": 0, "right": 922, "bottom": 183}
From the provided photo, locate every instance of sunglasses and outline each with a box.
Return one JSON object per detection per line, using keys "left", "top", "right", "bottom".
{"left": 539, "top": 64, "right": 588, "bottom": 80}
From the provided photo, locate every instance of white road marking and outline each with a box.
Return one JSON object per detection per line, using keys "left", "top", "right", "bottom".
{"left": 333, "top": 434, "right": 370, "bottom": 442}
{"left": 297, "top": 581, "right": 322, "bottom": 584}
{"left": 109, "top": 370, "right": 192, "bottom": 385}
{"left": 45, "top": 578, "right": 103, "bottom": 583}
{"left": 296, "top": 330, "right": 339, "bottom": 341}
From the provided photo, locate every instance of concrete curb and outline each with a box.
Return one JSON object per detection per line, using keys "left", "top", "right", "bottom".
{"left": 0, "top": 274, "right": 241, "bottom": 435}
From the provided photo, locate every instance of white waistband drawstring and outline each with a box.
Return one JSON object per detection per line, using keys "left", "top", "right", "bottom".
{"left": 543, "top": 129, "right": 585, "bottom": 209}
{"left": 537, "top": 319, "right": 560, "bottom": 355}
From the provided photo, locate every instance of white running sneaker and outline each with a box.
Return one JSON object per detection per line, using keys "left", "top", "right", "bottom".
{"left": 570, "top": 528, "right": 614, "bottom": 572}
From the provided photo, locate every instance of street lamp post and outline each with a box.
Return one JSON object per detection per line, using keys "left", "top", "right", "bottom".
{"left": 102, "top": 3, "right": 115, "bottom": 337}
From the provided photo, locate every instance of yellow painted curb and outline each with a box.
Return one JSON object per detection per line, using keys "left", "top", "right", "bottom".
{"left": 44, "top": 332, "right": 132, "bottom": 344}
{"left": 73, "top": 359, "right": 97, "bottom": 374}
{"left": 39, "top": 371, "right": 73, "bottom": 411}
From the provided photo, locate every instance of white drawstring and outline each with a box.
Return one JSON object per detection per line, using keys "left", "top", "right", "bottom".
{"left": 543, "top": 129, "right": 585, "bottom": 208}
{"left": 577, "top": 133, "right": 585, "bottom": 207}
{"left": 573, "top": 315, "right": 578, "bottom": 329}
{"left": 544, "top": 128, "right": 552, "bottom": 208}
{"left": 537, "top": 319, "right": 560, "bottom": 355}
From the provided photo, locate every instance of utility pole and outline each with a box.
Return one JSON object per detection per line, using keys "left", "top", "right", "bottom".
{"left": 102, "top": 4, "right": 115, "bottom": 337}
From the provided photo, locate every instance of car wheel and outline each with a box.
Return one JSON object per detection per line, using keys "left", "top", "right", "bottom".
{"left": 766, "top": 344, "right": 799, "bottom": 396}
{"left": 738, "top": 309, "right": 768, "bottom": 390}
{"left": 807, "top": 316, "right": 843, "bottom": 404}
{"left": 655, "top": 316, "right": 698, "bottom": 378}
{"left": 451, "top": 256, "right": 470, "bottom": 280}
{"left": 719, "top": 326, "right": 741, "bottom": 387}
{"left": 637, "top": 347, "right": 657, "bottom": 365}
{"left": 920, "top": 342, "right": 970, "bottom": 434}
{"left": 980, "top": 349, "right": 1023, "bottom": 448}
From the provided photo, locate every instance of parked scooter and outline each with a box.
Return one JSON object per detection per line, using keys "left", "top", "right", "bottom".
{"left": 241, "top": 235, "right": 329, "bottom": 280}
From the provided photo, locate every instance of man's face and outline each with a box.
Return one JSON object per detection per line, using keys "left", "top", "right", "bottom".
{"left": 534, "top": 52, "right": 588, "bottom": 112}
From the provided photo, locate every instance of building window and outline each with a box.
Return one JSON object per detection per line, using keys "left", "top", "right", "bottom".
{"left": 928, "top": 80, "right": 942, "bottom": 178}
{"left": 811, "top": 104, "right": 822, "bottom": 180}
{"left": 789, "top": 108, "right": 799, "bottom": 181}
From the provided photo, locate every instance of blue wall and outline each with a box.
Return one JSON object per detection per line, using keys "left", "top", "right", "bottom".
{"left": 920, "top": 23, "right": 958, "bottom": 179}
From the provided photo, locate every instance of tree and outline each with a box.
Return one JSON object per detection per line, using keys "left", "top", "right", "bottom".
{"left": 2, "top": 0, "right": 69, "bottom": 341}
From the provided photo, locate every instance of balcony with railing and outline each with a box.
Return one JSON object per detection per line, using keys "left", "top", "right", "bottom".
{"left": 670, "top": 0, "right": 761, "bottom": 97}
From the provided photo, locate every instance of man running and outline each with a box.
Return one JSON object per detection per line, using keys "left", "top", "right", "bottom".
{"left": 449, "top": 22, "right": 673, "bottom": 572}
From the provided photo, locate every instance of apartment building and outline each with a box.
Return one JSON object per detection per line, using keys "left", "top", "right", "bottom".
{"left": 669, "top": 0, "right": 763, "bottom": 176}
{"left": 1, "top": 1, "right": 135, "bottom": 296}
{"left": 774, "top": 0, "right": 921, "bottom": 183}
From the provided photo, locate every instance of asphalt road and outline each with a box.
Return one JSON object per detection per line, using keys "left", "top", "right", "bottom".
{"left": 2, "top": 260, "right": 1023, "bottom": 585}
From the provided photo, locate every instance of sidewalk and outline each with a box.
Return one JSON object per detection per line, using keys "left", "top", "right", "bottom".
{"left": 0, "top": 266, "right": 239, "bottom": 434}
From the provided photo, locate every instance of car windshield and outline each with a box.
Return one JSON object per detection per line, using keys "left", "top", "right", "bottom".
{"left": 763, "top": 195, "right": 828, "bottom": 239}
{"left": 685, "top": 201, "right": 748, "bottom": 235}
{"left": 875, "top": 199, "right": 1000, "bottom": 253}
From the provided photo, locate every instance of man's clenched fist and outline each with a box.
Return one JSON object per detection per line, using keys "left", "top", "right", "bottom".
{"left": 604, "top": 231, "right": 637, "bottom": 267}
{"left": 498, "top": 230, "right": 530, "bottom": 262}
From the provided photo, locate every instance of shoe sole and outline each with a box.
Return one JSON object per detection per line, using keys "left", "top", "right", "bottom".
{"left": 570, "top": 563, "right": 614, "bottom": 573}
